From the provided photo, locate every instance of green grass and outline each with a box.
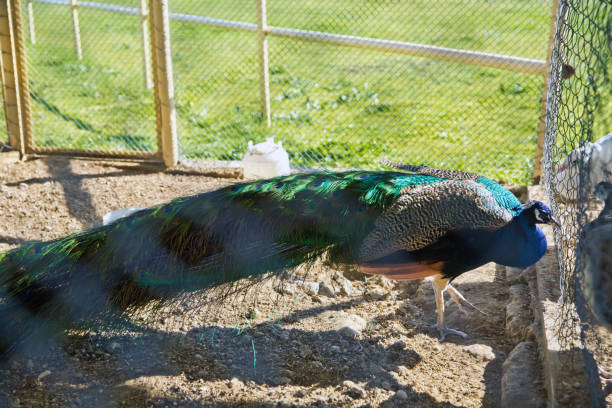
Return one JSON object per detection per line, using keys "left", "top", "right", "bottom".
{"left": 23, "top": 0, "right": 556, "bottom": 183}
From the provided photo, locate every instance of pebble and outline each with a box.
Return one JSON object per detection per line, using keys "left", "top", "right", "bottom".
{"left": 342, "top": 380, "right": 365, "bottom": 399}
{"left": 396, "top": 390, "right": 408, "bottom": 400}
{"left": 229, "top": 377, "right": 243, "bottom": 389}
{"left": 337, "top": 277, "right": 353, "bottom": 296}
{"left": 463, "top": 344, "right": 495, "bottom": 361}
{"left": 318, "top": 282, "right": 335, "bottom": 297}
{"left": 302, "top": 281, "right": 320, "bottom": 296}
{"left": 381, "top": 380, "right": 393, "bottom": 391}
{"left": 279, "top": 331, "right": 290, "bottom": 341}
{"left": 335, "top": 314, "right": 367, "bottom": 338}
{"left": 279, "top": 282, "right": 297, "bottom": 295}
{"left": 194, "top": 354, "right": 203, "bottom": 360}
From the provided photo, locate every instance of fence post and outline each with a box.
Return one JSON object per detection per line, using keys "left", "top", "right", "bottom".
{"left": 256, "top": 0, "right": 271, "bottom": 127}
{"left": 533, "top": 0, "right": 561, "bottom": 184}
{"left": 27, "top": 0, "right": 34, "bottom": 44}
{"left": 139, "top": 0, "right": 152, "bottom": 89}
{"left": 149, "top": 0, "right": 178, "bottom": 167}
{"left": 0, "top": 0, "right": 33, "bottom": 157}
{"left": 70, "top": 0, "right": 82, "bottom": 59}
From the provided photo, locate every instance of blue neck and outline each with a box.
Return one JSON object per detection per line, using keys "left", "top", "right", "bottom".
{"left": 489, "top": 215, "right": 547, "bottom": 268}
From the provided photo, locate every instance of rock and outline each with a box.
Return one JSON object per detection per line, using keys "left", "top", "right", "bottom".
{"left": 278, "top": 376, "right": 292, "bottom": 385}
{"left": 318, "top": 282, "right": 335, "bottom": 298}
{"left": 342, "top": 380, "right": 365, "bottom": 399}
{"left": 279, "top": 331, "right": 290, "bottom": 341}
{"left": 278, "top": 282, "right": 296, "bottom": 295}
{"left": 501, "top": 342, "right": 545, "bottom": 408}
{"left": 302, "top": 281, "right": 319, "bottom": 296}
{"left": 338, "top": 326, "right": 360, "bottom": 339}
{"left": 229, "top": 377, "right": 243, "bottom": 389}
{"left": 335, "top": 314, "right": 367, "bottom": 338}
{"left": 390, "top": 340, "right": 406, "bottom": 350}
{"left": 337, "top": 277, "right": 353, "bottom": 296}
{"left": 395, "top": 390, "right": 408, "bottom": 400}
{"left": 381, "top": 381, "right": 393, "bottom": 391}
{"left": 366, "top": 287, "right": 387, "bottom": 301}
{"left": 463, "top": 344, "right": 496, "bottom": 361}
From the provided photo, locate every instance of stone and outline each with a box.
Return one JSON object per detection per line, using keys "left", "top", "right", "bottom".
{"left": 337, "top": 277, "right": 353, "bottom": 296}
{"left": 302, "top": 281, "right": 320, "bottom": 296}
{"left": 463, "top": 344, "right": 496, "bottom": 361}
{"left": 229, "top": 377, "right": 243, "bottom": 390}
{"left": 278, "top": 282, "right": 296, "bottom": 295}
{"left": 395, "top": 390, "right": 408, "bottom": 400}
{"left": 335, "top": 314, "right": 367, "bottom": 338}
{"left": 318, "top": 282, "right": 335, "bottom": 298}
{"left": 501, "top": 342, "right": 545, "bottom": 408}
{"left": 342, "top": 380, "right": 365, "bottom": 399}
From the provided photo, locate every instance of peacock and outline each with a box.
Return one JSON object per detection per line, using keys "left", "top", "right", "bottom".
{"left": 0, "top": 162, "right": 558, "bottom": 356}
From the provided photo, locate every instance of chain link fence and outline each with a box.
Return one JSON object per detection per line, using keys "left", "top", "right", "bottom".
{"left": 23, "top": 0, "right": 157, "bottom": 155}
{"left": 16, "top": 0, "right": 556, "bottom": 183}
{"left": 171, "top": 0, "right": 553, "bottom": 184}
{"left": 543, "top": 0, "right": 611, "bottom": 406}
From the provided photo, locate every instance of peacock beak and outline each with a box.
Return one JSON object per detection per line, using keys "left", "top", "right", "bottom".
{"left": 550, "top": 216, "right": 561, "bottom": 228}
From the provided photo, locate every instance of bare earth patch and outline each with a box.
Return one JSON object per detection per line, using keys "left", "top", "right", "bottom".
{"left": 0, "top": 157, "right": 532, "bottom": 407}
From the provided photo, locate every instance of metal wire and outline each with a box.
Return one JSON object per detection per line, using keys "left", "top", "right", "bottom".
{"left": 543, "top": 0, "right": 611, "bottom": 405}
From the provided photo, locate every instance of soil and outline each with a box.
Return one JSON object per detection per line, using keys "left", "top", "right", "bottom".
{"left": 0, "top": 157, "right": 526, "bottom": 407}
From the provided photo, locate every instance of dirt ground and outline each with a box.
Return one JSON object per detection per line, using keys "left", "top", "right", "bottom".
{"left": 0, "top": 157, "right": 535, "bottom": 407}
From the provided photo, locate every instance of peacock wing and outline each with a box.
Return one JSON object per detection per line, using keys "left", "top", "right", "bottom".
{"left": 359, "top": 180, "right": 514, "bottom": 263}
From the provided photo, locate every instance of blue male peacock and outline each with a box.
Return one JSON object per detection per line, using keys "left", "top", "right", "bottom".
{"left": 0, "top": 163, "right": 557, "bottom": 355}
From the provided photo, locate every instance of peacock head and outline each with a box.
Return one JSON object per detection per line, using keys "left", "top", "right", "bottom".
{"left": 522, "top": 201, "right": 560, "bottom": 227}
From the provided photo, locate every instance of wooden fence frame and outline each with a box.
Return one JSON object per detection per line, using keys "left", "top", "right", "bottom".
{"left": 4, "top": 0, "right": 565, "bottom": 179}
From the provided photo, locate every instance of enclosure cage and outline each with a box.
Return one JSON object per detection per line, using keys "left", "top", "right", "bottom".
{"left": 1, "top": 0, "right": 565, "bottom": 185}
{"left": 0, "top": 0, "right": 610, "bottom": 405}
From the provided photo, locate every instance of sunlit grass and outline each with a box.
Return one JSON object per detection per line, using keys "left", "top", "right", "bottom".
{"left": 23, "top": 1, "right": 555, "bottom": 183}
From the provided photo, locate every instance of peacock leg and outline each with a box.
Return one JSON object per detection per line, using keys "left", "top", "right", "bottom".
{"left": 446, "top": 284, "right": 487, "bottom": 317}
{"left": 432, "top": 276, "right": 468, "bottom": 341}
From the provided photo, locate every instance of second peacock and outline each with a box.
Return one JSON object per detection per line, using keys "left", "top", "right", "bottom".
{"left": 0, "top": 163, "right": 558, "bottom": 355}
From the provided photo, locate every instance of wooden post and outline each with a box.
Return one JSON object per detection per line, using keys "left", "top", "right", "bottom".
{"left": 139, "top": 0, "right": 152, "bottom": 89}
{"left": 27, "top": 0, "right": 34, "bottom": 44}
{"left": 533, "top": 0, "right": 561, "bottom": 184}
{"left": 0, "top": 0, "right": 33, "bottom": 157}
{"left": 149, "top": 0, "right": 178, "bottom": 167}
{"left": 256, "top": 0, "right": 271, "bottom": 127}
{"left": 70, "top": 0, "right": 82, "bottom": 59}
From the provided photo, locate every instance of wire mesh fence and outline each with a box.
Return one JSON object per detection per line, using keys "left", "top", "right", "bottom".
{"left": 171, "top": 0, "right": 553, "bottom": 184}
{"left": 15, "top": 0, "right": 557, "bottom": 183}
{"left": 23, "top": 0, "right": 158, "bottom": 155}
{"left": 543, "top": 0, "right": 611, "bottom": 406}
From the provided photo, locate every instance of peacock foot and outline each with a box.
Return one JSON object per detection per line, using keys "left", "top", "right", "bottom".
{"left": 434, "top": 324, "right": 469, "bottom": 342}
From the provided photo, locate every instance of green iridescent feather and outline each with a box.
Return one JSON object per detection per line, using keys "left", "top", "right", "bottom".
{"left": 0, "top": 169, "right": 521, "bottom": 354}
